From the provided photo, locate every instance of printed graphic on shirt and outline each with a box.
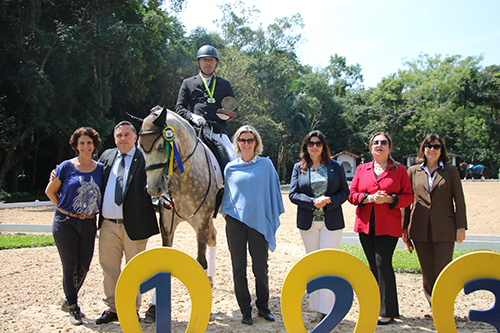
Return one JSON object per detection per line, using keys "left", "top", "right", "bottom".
{"left": 72, "top": 176, "right": 101, "bottom": 215}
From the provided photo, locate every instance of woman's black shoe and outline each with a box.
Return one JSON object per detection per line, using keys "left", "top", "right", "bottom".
{"left": 242, "top": 312, "right": 253, "bottom": 325}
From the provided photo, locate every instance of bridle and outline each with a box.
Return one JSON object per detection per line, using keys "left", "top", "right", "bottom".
{"left": 137, "top": 120, "right": 213, "bottom": 234}
{"left": 138, "top": 126, "right": 199, "bottom": 173}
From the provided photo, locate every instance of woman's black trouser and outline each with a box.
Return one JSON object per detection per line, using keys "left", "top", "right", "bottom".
{"left": 225, "top": 215, "right": 269, "bottom": 314}
{"left": 52, "top": 211, "right": 97, "bottom": 306}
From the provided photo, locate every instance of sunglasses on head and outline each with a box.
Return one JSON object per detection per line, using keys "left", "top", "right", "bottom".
{"left": 372, "top": 140, "right": 388, "bottom": 146}
{"left": 425, "top": 143, "right": 442, "bottom": 150}
{"left": 238, "top": 138, "right": 255, "bottom": 144}
{"left": 307, "top": 141, "right": 324, "bottom": 148}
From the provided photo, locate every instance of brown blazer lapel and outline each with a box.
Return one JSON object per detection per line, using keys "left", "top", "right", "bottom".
{"left": 415, "top": 168, "right": 432, "bottom": 203}
{"left": 431, "top": 167, "right": 445, "bottom": 193}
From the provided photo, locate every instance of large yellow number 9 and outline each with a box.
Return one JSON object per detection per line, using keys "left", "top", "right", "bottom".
{"left": 281, "top": 249, "right": 380, "bottom": 332}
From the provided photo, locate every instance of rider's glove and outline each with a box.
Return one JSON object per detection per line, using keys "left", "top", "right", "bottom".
{"left": 191, "top": 114, "right": 206, "bottom": 126}
{"left": 217, "top": 113, "right": 230, "bottom": 121}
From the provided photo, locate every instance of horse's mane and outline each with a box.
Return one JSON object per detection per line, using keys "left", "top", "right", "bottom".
{"left": 149, "top": 106, "right": 197, "bottom": 137}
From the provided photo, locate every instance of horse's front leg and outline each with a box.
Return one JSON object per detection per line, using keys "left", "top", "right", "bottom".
{"left": 195, "top": 228, "right": 209, "bottom": 271}
{"left": 159, "top": 206, "right": 176, "bottom": 247}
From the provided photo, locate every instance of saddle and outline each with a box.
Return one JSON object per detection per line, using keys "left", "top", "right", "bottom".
{"left": 199, "top": 128, "right": 230, "bottom": 218}
{"left": 200, "top": 129, "right": 230, "bottom": 180}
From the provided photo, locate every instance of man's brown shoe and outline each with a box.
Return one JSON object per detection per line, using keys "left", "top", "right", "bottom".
{"left": 95, "top": 310, "right": 118, "bottom": 325}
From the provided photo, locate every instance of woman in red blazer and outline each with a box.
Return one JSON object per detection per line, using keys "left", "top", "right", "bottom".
{"left": 403, "top": 134, "right": 467, "bottom": 318}
{"left": 348, "top": 132, "right": 413, "bottom": 325}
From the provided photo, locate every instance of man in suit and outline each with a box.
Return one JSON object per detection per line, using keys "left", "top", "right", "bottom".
{"left": 95, "top": 121, "right": 159, "bottom": 324}
{"left": 175, "top": 44, "right": 237, "bottom": 161}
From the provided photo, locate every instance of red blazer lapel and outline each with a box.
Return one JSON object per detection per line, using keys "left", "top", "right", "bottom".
{"left": 366, "top": 161, "right": 379, "bottom": 185}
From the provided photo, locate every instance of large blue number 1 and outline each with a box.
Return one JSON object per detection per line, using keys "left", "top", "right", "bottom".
{"left": 140, "top": 272, "right": 172, "bottom": 333}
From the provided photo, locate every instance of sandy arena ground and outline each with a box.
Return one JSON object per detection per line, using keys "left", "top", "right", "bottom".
{"left": 1, "top": 181, "right": 499, "bottom": 332}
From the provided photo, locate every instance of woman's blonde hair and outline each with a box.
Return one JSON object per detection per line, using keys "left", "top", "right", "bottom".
{"left": 232, "top": 125, "right": 263, "bottom": 157}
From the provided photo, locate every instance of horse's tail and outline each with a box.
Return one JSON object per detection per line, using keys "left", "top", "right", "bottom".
{"left": 483, "top": 167, "right": 490, "bottom": 179}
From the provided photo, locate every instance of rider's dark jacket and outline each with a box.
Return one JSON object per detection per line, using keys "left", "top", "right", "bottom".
{"left": 175, "top": 73, "right": 235, "bottom": 135}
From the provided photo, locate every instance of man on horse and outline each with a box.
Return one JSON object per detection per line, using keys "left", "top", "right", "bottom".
{"left": 175, "top": 45, "right": 237, "bottom": 166}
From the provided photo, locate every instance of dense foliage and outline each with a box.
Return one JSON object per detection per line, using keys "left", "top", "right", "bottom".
{"left": 1, "top": 0, "right": 499, "bottom": 198}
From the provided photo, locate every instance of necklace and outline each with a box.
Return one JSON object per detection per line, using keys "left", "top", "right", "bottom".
{"left": 374, "top": 161, "right": 387, "bottom": 176}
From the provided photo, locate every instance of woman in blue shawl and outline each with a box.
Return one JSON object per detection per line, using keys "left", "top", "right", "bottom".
{"left": 220, "top": 125, "right": 284, "bottom": 326}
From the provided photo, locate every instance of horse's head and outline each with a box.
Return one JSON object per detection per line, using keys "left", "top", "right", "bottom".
{"left": 129, "top": 106, "right": 171, "bottom": 197}
{"left": 129, "top": 106, "right": 197, "bottom": 197}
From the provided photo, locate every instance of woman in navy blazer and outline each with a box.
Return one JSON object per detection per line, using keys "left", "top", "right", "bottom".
{"left": 289, "top": 130, "right": 349, "bottom": 322}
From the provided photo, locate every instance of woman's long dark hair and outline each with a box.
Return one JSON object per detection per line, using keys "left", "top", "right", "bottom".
{"left": 416, "top": 134, "right": 450, "bottom": 164}
{"left": 300, "top": 130, "right": 331, "bottom": 173}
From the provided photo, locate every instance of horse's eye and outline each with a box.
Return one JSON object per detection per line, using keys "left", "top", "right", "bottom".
{"left": 157, "top": 142, "right": 165, "bottom": 151}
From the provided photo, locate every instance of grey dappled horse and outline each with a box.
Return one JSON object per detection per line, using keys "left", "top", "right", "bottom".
{"left": 130, "top": 106, "right": 217, "bottom": 276}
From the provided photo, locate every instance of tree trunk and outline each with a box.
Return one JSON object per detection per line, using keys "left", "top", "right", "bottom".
{"left": 278, "top": 136, "right": 289, "bottom": 182}
{"left": 0, "top": 129, "right": 34, "bottom": 192}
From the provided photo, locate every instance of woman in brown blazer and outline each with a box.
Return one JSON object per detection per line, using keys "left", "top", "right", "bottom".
{"left": 403, "top": 134, "right": 467, "bottom": 318}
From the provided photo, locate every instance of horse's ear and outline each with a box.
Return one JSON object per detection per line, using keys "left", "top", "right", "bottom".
{"left": 153, "top": 106, "right": 167, "bottom": 127}
{"left": 125, "top": 112, "right": 143, "bottom": 131}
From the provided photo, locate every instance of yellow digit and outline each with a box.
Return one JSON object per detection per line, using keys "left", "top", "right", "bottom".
{"left": 115, "top": 247, "right": 212, "bottom": 333}
{"left": 432, "top": 251, "right": 500, "bottom": 332}
{"left": 281, "top": 249, "right": 380, "bottom": 332}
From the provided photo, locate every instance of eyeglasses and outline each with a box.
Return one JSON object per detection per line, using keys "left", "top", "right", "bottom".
{"left": 425, "top": 143, "right": 442, "bottom": 150}
{"left": 372, "top": 140, "right": 388, "bottom": 146}
{"left": 238, "top": 138, "right": 256, "bottom": 144}
{"left": 307, "top": 141, "right": 324, "bottom": 148}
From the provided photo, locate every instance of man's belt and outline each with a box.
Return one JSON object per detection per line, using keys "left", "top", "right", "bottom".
{"left": 57, "top": 207, "right": 95, "bottom": 220}
{"left": 105, "top": 218, "right": 124, "bottom": 224}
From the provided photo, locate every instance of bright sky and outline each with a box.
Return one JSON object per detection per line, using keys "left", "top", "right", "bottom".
{"left": 173, "top": 0, "right": 500, "bottom": 88}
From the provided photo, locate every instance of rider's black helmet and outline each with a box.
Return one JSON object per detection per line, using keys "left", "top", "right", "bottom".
{"left": 196, "top": 45, "right": 219, "bottom": 61}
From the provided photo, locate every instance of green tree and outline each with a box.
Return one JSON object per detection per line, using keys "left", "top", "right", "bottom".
{"left": 0, "top": 0, "right": 186, "bottom": 193}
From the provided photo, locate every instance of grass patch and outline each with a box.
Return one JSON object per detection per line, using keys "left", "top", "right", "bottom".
{"left": 340, "top": 245, "right": 497, "bottom": 274}
{"left": 0, "top": 234, "right": 55, "bottom": 250}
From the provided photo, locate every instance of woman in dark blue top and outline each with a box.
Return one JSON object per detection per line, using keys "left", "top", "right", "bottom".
{"left": 45, "top": 127, "right": 103, "bottom": 326}
{"left": 289, "top": 130, "right": 349, "bottom": 322}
